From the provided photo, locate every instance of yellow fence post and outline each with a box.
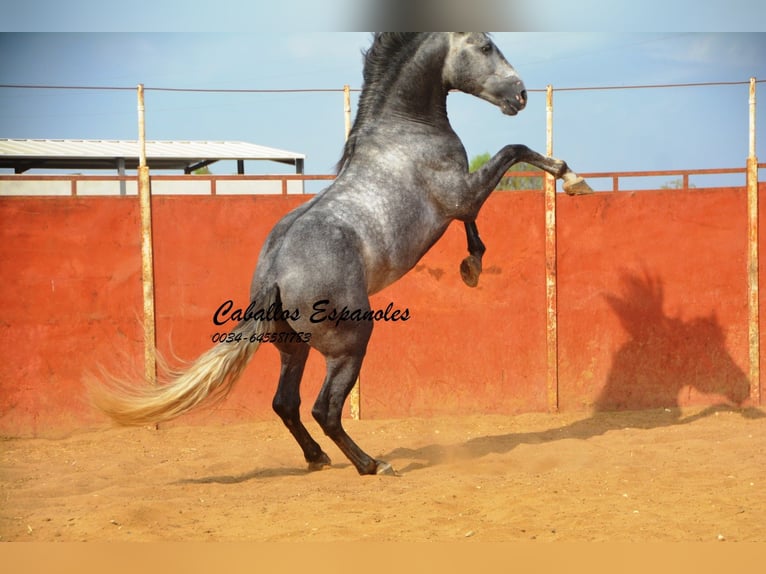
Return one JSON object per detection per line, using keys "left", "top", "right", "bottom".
{"left": 747, "top": 77, "right": 761, "bottom": 406}
{"left": 137, "top": 84, "right": 157, "bottom": 387}
{"left": 344, "top": 84, "right": 361, "bottom": 420}
{"left": 544, "top": 84, "right": 559, "bottom": 413}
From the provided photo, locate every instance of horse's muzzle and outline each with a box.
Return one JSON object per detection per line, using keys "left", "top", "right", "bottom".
{"left": 500, "top": 89, "right": 527, "bottom": 116}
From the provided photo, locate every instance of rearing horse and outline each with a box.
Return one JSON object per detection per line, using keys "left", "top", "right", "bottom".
{"left": 93, "top": 33, "right": 591, "bottom": 475}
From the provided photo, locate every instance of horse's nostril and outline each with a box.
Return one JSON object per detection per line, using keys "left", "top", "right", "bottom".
{"left": 519, "top": 90, "right": 528, "bottom": 106}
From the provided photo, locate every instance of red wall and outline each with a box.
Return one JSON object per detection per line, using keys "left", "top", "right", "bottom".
{"left": 556, "top": 188, "right": 750, "bottom": 411}
{"left": 1, "top": 187, "right": 760, "bottom": 436}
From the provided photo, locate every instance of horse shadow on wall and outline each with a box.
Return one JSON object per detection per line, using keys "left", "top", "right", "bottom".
{"left": 594, "top": 270, "right": 750, "bottom": 420}
{"left": 382, "top": 271, "right": 762, "bottom": 473}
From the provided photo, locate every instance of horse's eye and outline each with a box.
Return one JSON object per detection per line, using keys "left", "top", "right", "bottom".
{"left": 481, "top": 43, "right": 493, "bottom": 54}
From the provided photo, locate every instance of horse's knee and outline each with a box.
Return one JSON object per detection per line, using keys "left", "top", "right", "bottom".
{"left": 312, "top": 406, "right": 342, "bottom": 437}
{"left": 272, "top": 395, "right": 299, "bottom": 421}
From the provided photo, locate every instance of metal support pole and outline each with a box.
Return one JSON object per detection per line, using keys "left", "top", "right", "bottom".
{"left": 137, "top": 84, "right": 157, "bottom": 386}
{"left": 345, "top": 84, "right": 360, "bottom": 420}
{"left": 747, "top": 77, "right": 761, "bottom": 406}
{"left": 544, "top": 84, "right": 559, "bottom": 413}
{"left": 343, "top": 84, "right": 352, "bottom": 140}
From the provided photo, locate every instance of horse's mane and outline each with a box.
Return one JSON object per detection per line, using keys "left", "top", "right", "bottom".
{"left": 335, "top": 33, "right": 429, "bottom": 173}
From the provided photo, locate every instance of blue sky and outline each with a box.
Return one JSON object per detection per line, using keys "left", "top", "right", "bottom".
{"left": 1, "top": 31, "right": 765, "bottom": 190}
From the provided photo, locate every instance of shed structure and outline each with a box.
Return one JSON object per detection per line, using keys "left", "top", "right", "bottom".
{"left": 0, "top": 139, "right": 306, "bottom": 175}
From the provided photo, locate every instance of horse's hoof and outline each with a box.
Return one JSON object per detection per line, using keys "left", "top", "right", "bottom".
{"left": 562, "top": 173, "right": 593, "bottom": 195}
{"left": 375, "top": 461, "right": 400, "bottom": 477}
{"left": 460, "top": 255, "right": 482, "bottom": 288}
{"left": 307, "top": 453, "right": 332, "bottom": 471}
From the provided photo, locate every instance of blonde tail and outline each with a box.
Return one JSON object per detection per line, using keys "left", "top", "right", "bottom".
{"left": 91, "top": 335, "right": 259, "bottom": 427}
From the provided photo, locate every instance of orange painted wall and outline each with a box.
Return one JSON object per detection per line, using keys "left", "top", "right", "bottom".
{"left": 556, "top": 188, "right": 751, "bottom": 412}
{"left": 1, "top": 198, "right": 142, "bottom": 434}
{"left": 0, "top": 187, "right": 759, "bottom": 437}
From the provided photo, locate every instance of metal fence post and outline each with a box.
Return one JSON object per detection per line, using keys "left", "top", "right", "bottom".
{"left": 544, "top": 84, "right": 559, "bottom": 413}
{"left": 344, "top": 84, "right": 352, "bottom": 141}
{"left": 345, "top": 84, "right": 361, "bottom": 420}
{"left": 747, "top": 77, "right": 761, "bottom": 406}
{"left": 137, "top": 84, "right": 157, "bottom": 387}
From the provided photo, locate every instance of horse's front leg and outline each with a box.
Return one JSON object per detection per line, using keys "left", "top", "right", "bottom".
{"left": 469, "top": 144, "right": 593, "bottom": 198}
{"left": 460, "top": 220, "right": 485, "bottom": 287}
{"left": 457, "top": 144, "right": 593, "bottom": 286}
{"left": 506, "top": 145, "right": 593, "bottom": 196}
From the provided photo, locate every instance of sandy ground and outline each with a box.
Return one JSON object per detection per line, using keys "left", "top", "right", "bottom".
{"left": 2, "top": 406, "right": 765, "bottom": 542}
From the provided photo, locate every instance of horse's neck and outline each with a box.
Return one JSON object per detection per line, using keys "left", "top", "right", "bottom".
{"left": 358, "top": 80, "right": 453, "bottom": 140}
{"left": 339, "top": 39, "right": 457, "bottom": 172}
{"left": 388, "top": 50, "right": 450, "bottom": 125}
{"left": 365, "top": 38, "right": 452, "bottom": 120}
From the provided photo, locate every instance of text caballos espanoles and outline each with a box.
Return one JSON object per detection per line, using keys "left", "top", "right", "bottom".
{"left": 213, "top": 299, "right": 410, "bottom": 328}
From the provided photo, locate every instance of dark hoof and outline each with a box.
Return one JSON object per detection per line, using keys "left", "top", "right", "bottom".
{"left": 307, "top": 452, "right": 332, "bottom": 472}
{"left": 460, "top": 255, "right": 482, "bottom": 288}
{"left": 562, "top": 174, "right": 594, "bottom": 195}
{"left": 375, "top": 461, "right": 400, "bottom": 477}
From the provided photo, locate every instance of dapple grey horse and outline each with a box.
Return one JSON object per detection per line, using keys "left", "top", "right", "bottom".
{"left": 93, "top": 33, "right": 591, "bottom": 475}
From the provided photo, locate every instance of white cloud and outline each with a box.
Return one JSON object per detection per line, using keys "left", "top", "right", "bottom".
{"left": 668, "top": 34, "right": 765, "bottom": 68}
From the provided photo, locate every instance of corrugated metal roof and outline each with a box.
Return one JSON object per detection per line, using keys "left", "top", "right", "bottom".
{"left": 0, "top": 139, "right": 306, "bottom": 173}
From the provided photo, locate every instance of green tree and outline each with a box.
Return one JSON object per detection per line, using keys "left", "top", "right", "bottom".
{"left": 660, "top": 178, "right": 695, "bottom": 190}
{"left": 469, "top": 153, "right": 542, "bottom": 190}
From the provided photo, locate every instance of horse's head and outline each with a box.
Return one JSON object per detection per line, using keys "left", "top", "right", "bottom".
{"left": 682, "top": 313, "right": 750, "bottom": 407}
{"left": 442, "top": 32, "right": 527, "bottom": 116}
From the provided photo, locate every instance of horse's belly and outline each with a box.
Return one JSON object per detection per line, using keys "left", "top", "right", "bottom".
{"left": 364, "top": 227, "right": 448, "bottom": 295}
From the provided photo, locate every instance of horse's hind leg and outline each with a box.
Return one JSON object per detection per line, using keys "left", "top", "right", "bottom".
{"left": 312, "top": 352, "right": 395, "bottom": 476}
{"left": 460, "top": 220, "right": 485, "bottom": 287}
{"left": 272, "top": 341, "right": 332, "bottom": 471}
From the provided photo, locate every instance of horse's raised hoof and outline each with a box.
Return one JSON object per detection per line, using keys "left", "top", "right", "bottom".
{"left": 307, "top": 453, "right": 332, "bottom": 472}
{"left": 562, "top": 173, "right": 594, "bottom": 195}
{"left": 375, "top": 461, "right": 400, "bottom": 477}
{"left": 460, "top": 255, "right": 482, "bottom": 288}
